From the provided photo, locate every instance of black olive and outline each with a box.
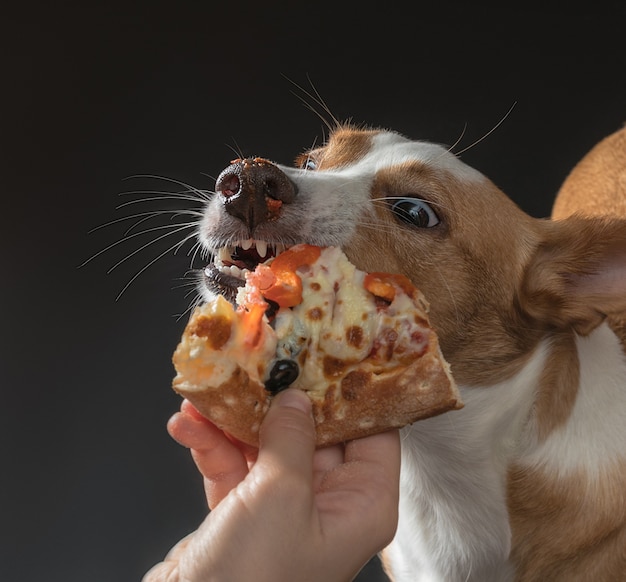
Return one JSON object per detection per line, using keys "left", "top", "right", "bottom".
{"left": 265, "top": 359, "right": 300, "bottom": 394}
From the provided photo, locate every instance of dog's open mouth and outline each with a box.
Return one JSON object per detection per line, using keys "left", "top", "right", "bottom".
{"left": 204, "top": 239, "right": 291, "bottom": 303}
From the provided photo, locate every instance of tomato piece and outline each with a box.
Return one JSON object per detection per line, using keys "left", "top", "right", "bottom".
{"left": 240, "top": 302, "right": 266, "bottom": 348}
{"left": 269, "top": 244, "right": 322, "bottom": 275}
{"left": 247, "top": 264, "right": 276, "bottom": 293}
{"left": 364, "top": 272, "right": 416, "bottom": 301}
{"left": 247, "top": 244, "right": 322, "bottom": 308}
{"left": 262, "top": 270, "right": 302, "bottom": 307}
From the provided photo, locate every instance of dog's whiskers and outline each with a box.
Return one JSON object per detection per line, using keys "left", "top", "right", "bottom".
{"left": 114, "top": 228, "right": 199, "bottom": 302}
{"left": 284, "top": 74, "right": 341, "bottom": 132}
{"left": 446, "top": 122, "right": 468, "bottom": 156}
{"left": 122, "top": 174, "right": 213, "bottom": 201}
{"left": 81, "top": 221, "right": 198, "bottom": 268}
{"left": 117, "top": 193, "right": 209, "bottom": 208}
{"left": 107, "top": 223, "right": 198, "bottom": 274}
{"left": 224, "top": 139, "right": 247, "bottom": 162}
{"left": 88, "top": 209, "right": 202, "bottom": 236}
{"left": 451, "top": 102, "right": 517, "bottom": 157}
{"left": 82, "top": 173, "right": 210, "bottom": 308}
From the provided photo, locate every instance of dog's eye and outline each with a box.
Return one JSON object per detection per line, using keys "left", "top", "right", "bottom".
{"left": 391, "top": 198, "right": 440, "bottom": 228}
{"left": 301, "top": 158, "right": 317, "bottom": 171}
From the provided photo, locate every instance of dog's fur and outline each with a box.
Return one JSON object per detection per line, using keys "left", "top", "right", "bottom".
{"left": 199, "top": 124, "right": 626, "bottom": 581}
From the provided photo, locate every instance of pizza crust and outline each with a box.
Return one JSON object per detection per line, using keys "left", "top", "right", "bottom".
{"left": 173, "top": 333, "right": 458, "bottom": 447}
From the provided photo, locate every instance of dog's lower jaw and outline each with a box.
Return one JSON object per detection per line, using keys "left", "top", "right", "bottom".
{"left": 381, "top": 346, "right": 549, "bottom": 582}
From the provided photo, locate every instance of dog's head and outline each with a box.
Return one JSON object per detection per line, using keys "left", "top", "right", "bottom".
{"left": 199, "top": 126, "right": 626, "bottom": 387}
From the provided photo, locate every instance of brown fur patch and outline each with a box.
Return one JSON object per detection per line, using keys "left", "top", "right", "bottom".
{"left": 295, "top": 126, "right": 378, "bottom": 170}
{"left": 553, "top": 125, "right": 626, "bottom": 221}
{"left": 553, "top": 125, "right": 626, "bottom": 357}
{"left": 608, "top": 316, "right": 626, "bottom": 352}
{"left": 342, "top": 160, "right": 544, "bottom": 386}
{"left": 507, "top": 461, "right": 626, "bottom": 581}
{"left": 534, "top": 332, "right": 580, "bottom": 441}
{"left": 521, "top": 218, "right": 626, "bottom": 336}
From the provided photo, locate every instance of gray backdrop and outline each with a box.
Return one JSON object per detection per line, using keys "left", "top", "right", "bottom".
{"left": 3, "top": 2, "right": 625, "bottom": 581}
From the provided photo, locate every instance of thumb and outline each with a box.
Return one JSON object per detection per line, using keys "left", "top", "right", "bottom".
{"left": 257, "top": 389, "right": 316, "bottom": 476}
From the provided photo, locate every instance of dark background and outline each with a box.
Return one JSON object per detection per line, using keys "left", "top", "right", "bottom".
{"left": 2, "top": 2, "right": 625, "bottom": 581}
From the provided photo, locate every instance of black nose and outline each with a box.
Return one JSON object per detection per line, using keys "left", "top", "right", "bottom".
{"left": 215, "top": 157, "right": 296, "bottom": 231}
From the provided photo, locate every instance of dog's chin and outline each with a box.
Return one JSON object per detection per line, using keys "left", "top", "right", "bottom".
{"left": 202, "top": 263, "right": 243, "bottom": 305}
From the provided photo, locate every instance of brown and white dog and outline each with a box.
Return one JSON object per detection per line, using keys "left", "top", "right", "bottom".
{"left": 199, "top": 123, "right": 626, "bottom": 581}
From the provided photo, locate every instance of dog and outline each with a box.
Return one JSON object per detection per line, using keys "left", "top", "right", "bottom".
{"left": 198, "top": 123, "right": 626, "bottom": 581}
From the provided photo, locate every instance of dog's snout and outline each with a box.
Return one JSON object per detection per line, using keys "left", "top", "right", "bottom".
{"left": 215, "top": 157, "right": 296, "bottom": 231}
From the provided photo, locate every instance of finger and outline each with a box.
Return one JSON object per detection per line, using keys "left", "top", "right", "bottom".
{"left": 180, "top": 400, "right": 259, "bottom": 463}
{"left": 168, "top": 410, "right": 249, "bottom": 509}
{"left": 344, "top": 429, "right": 401, "bottom": 534}
{"left": 314, "top": 430, "right": 400, "bottom": 559}
{"left": 167, "top": 409, "right": 224, "bottom": 451}
{"left": 344, "top": 428, "right": 401, "bottom": 472}
{"left": 343, "top": 428, "right": 401, "bottom": 501}
{"left": 313, "top": 444, "right": 344, "bottom": 473}
{"left": 314, "top": 429, "right": 400, "bottom": 500}
{"left": 318, "top": 429, "right": 401, "bottom": 512}
{"left": 181, "top": 398, "right": 209, "bottom": 421}
{"left": 223, "top": 432, "right": 259, "bottom": 467}
{"left": 312, "top": 444, "right": 344, "bottom": 491}
{"left": 257, "top": 389, "right": 316, "bottom": 481}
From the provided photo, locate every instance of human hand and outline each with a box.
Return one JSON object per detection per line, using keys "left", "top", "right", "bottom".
{"left": 144, "top": 389, "right": 400, "bottom": 582}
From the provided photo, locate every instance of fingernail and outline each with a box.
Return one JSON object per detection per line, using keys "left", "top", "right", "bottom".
{"left": 275, "top": 389, "right": 312, "bottom": 415}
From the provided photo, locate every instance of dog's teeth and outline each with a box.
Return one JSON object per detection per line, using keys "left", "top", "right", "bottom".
{"left": 256, "top": 240, "right": 268, "bottom": 258}
{"left": 240, "top": 239, "right": 253, "bottom": 250}
{"left": 275, "top": 243, "right": 285, "bottom": 255}
{"left": 223, "top": 265, "right": 247, "bottom": 279}
{"left": 217, "top": 247, "right": 231, "bottom": 264}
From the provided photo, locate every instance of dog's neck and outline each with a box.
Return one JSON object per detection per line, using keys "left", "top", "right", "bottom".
{"left": 384, "top": 322, "right": 626, "bottom": 582}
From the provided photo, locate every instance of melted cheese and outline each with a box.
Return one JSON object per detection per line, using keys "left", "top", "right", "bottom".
{"left": 244, "top": 246, "right": 429, "bottom": 396}
{"left": 174, "top": 294, "right": 277, "bottom": 390}
{"left": 175, "top": 247, "right": 430, "bottom": 401}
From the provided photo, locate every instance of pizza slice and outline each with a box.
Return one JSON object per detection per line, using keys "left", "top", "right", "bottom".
{"left": 172, "top": 244, "right": 461, "bottom": 446}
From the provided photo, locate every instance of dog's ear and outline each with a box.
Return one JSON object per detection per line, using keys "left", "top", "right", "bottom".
{"left": 521, "top": 217, "right": 626, "bottom": 335}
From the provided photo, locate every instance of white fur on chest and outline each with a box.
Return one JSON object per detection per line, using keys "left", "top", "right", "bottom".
{"left": 385, "top": 351, "right": 545, "bottom": 582}
{"left": 522, "top": 323, "right": 626, "bottom": 477}
{"left": 385, "top": 323, "right": 626, "bottom": 581}
{"left": 383, "top": 332, "right": 555, "bottom": 581}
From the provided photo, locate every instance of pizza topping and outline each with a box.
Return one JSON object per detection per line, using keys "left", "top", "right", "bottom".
{"left": 173, "top": 242, "right": 461, "bottom": 447}
{"left": 364, "top": 272, "right": 417, "bottom": 301}
{"left": 188, "top": 246, "right": 435, "bottom": 399}
{"left": 247, "top": 244, "right": 322, "bottom": 308}
{"left": 269, "top": 243, "right": 322, "bottom": 274}
{"left": 237, "top": 246, "right": 433, "bottom": 395}
{"left": 265, "top": 359, "right": 300, "bottom": 394}
{"left": 240, "top": 303, "right": 266, "bottom": 348}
